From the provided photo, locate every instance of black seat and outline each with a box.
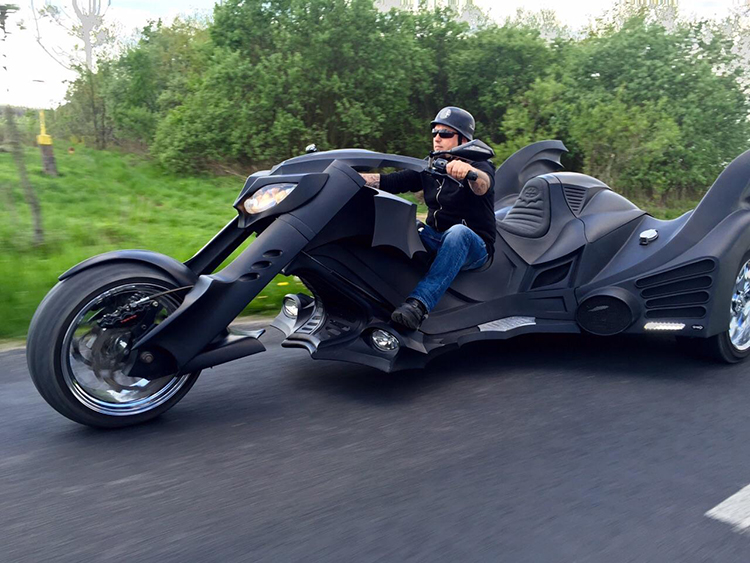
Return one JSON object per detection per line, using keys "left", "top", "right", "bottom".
{"left": 497, "top": 177, "right": 551, "bottom": 238}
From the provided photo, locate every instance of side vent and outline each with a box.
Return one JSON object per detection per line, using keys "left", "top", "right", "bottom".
{"left": 635, "top": 259, "right": 715, "bottom": 319}
{"left": 563, "top": 185, "right": 587, "bottom": 215}
{"left": 645, "top": 307, "right": 707, "bottom": 319}
{"left": 645, "top": 291, "right": 709, "bottom": 309}
{"left": 531, "top": 262, "right": 572, "bottom": 289}
{"left": 635, "top": 259, "right": 715, "bottom": 288}
{"left": 296, "top": 307, "right": 325, "bottom": 335}
{"left": 640, "top": 276, "right": 711, "bottom": 298}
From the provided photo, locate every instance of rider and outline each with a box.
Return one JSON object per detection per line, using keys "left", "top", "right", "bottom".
{"left": 360, "top": 106, "right": 496, "bottom": 330}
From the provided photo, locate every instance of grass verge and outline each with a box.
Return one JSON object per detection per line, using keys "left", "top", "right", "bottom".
{"left": 0, "top": 145, "right": 304, "bottom": 339}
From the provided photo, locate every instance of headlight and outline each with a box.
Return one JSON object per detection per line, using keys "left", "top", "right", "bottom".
{"left": 282, "top": 296, "right": 299, "bottom": 318}
{"left": 243, "top": 183, "right": 297, "bottom": 214}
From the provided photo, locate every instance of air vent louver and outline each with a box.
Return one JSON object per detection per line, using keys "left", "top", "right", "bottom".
{"left": 635, "top": 259, "right": 715, "bottom": 320}
{"left": 635, "top": 259, "right": 715, "bottom": 288}
{"left": 531, "top": 262, "right": 572, "bottom": 289}
{"left": 645, "top": 291, "right": 710, "bottom": 309}
{"left": 563, "top": 185, "right": 587, "bottom": 215}
{"left": 640, "top": 276, "right": 712, "bottom": 298}
{"left": 645, "top": 307, "right": 707, "bottom": 319}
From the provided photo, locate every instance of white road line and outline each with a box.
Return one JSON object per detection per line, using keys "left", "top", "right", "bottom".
{"left": 706, "top": 484, "right": 750, "bottom": 532}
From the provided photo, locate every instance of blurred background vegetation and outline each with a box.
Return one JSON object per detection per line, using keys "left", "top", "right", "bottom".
{"left": 1, "top": 0, "right": 750, "bottom": 338}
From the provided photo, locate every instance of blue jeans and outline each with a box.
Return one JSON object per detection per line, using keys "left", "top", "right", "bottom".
{"left": 410, "top": 223, "right": 489, "bottom": 312}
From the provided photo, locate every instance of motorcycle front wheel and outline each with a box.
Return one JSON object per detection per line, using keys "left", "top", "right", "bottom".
{"left": 27, "top": 263, "right": 201, "bottom": 428}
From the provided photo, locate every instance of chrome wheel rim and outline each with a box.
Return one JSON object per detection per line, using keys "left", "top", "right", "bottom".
{"left": 61, "top": 283, "right": 192, "bottom": 416}
{"left": 729, "top": 259, "right": 750, "bottom": 351}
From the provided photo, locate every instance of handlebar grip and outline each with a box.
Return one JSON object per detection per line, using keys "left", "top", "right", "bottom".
{"left": 466, "top": 170, "right": 478, "bottom": 181}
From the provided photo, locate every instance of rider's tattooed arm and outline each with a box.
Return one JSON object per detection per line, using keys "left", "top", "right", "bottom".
{"left": 360, "top": 173, "right": 380, "bottom": 188}
{"left": 468, "top": 170, "right": 491, "bottom": 196}
{"left": 446, "top": 160, "right": 491, "bottom": 196}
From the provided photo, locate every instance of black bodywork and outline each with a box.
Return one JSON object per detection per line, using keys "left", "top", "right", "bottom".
{"left": 61, "top": 141, "right": 750, "bottom": 374}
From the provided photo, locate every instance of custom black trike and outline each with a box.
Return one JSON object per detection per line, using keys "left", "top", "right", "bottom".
{"left": 27, "top": 140, "right": 750, "bottom": 427}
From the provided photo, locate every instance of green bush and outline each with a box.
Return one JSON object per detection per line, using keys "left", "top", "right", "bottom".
{"left": 48, "top": 2, "right": 750, "bottom": 203}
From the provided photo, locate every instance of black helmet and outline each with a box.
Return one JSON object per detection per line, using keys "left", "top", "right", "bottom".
{"left": 431, "top": 106, "right": 475, "bottom": 141}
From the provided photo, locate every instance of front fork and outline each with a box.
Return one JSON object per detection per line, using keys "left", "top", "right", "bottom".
{"left": 128, "top": 217, "right": 310, "bottom": 378}
{"left": 128, "top": 162, "right": 364, "bottom": 379}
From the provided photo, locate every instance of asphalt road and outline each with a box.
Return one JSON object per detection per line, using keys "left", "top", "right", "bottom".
{"left": 3, "top": 326, "right": 750, "bottom": 562}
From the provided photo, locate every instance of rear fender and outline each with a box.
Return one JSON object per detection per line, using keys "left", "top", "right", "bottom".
{"left": 684, "top": 149, "right": 750, "bottom": 237}
{"left": 680, "top": 210, "right": 750, "bottom": 337}
{"left": 59, "top": 250, "right": 198, "bottom": 287}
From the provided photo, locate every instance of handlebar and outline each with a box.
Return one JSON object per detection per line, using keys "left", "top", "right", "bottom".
{"left": 426, "top": 157, "right": 478, "bottom": 184}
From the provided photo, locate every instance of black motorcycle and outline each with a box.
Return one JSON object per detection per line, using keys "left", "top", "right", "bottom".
{"left": 27, "top": 140, "right": 750, "bottom": 427}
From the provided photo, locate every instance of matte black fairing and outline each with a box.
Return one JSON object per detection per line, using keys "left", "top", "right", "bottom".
{"left": 272, "top": 148, "right": 427, "bottom": 175}
{"left": 127, "top": 160, "right": 366, "bottom": 377}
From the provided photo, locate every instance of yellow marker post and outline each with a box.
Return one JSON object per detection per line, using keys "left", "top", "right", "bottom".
{"left": 37, "top": 110, "right": 52, "bottom": 146}
{"left": 37, "top": 110, "right": 58, "bottom": 176}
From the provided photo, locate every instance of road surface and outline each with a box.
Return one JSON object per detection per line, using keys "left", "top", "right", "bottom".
{"left": 2, "top": 327, "right": 750, "bottom": 562}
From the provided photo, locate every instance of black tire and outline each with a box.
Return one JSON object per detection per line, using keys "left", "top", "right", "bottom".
{"left": 27, "top": 263, "right": 200, "bottom": 428}
{"left": 703, "top": 330, "right": 750, "bottom": 363}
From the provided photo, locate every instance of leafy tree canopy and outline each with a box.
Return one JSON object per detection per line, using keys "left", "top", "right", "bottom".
{"left": 52, "top": 0, "right": 750, "bottom": 202}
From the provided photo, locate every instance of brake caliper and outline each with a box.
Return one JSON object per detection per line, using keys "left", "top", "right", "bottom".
{"left": 98, "top": 295, "right": 161, "bottom": 339}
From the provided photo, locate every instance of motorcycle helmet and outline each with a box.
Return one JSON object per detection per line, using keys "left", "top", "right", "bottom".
{"left": 431, "top": 106, "right": 475, "bottom": 142}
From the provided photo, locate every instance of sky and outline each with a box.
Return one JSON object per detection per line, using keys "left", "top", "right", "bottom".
{"left": 0, "top": 0, "right": 746, "bottom": 108}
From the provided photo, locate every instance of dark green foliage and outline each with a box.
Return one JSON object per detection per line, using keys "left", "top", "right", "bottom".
{"left": 51, "top": 2, "right": 750, "bottom": 203}
{"left": 447, "top": 25, "right": 552, "bottom": 143}
{"left": 152, "top": 0, "right": 467, "bottom": 170}
{"left": 54, "top": 18, "right": 210, "bottom": 150}
{"left": 495, "top": 16, "right": 750, "bottom": 200}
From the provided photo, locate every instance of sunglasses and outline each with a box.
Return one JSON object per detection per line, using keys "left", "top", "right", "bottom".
{"left": 431, "top": 129, "right": 457, "bottom": 139}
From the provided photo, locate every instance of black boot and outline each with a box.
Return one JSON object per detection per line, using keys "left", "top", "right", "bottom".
{"left": 391, "top": 298, "right": 428, "bottom": 330}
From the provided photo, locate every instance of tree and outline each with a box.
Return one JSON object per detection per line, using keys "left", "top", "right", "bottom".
{"left": 105, "top": 17, "right": 210, "bottom": 147}
{"left": 0, "top": 3, "right": 18, "bottom": 94}
{"left": 30, "top": 1, "right": 114, "bottom": 148}
{"left": 506, "top": 8, "right": 574, "bottom": 41}
{"left": 1, "top": 3, "right": 20, "bottom": 229}
{"left": 2, "top": 0, "right": 45, "bottom": 246}
{"left": 30, "top": 0, "right": 113, "bottom": 71}
{"left": 447, "top": 24, "right": 552, "bottom": 142}
{"left": 56, "top": 61, "right": 112, "bottom": 148}
{"left": 3, "top": 4, "right": 45, "bottom": 245}
{"left": 153, "top": 0, "right": 468, "bottom": 171}
{"left": 497, "top": 15, "right": 750, "bottom": 201}
{"left": 4, "top": 105, "right": 45, "bottom": 246}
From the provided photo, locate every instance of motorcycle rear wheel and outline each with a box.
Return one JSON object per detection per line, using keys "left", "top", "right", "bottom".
{"left": 27, "top": 263, "right": 200, "bottom": 428}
